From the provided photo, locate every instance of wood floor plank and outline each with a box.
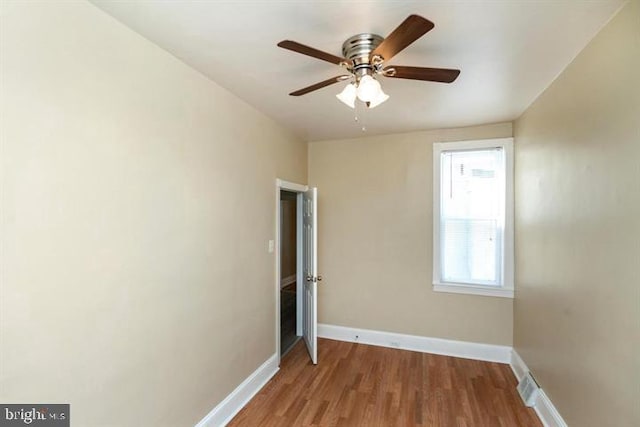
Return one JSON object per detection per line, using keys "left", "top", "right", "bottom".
{"left": 228, "top": 339, "right": 542, "bottom": 427}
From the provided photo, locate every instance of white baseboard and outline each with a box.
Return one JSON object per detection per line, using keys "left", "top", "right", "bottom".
{"left": 318, "top": 323, "right": 511, "bottom": 363}
{"left": 510, "top": 348, "right": 528, "bottom": 381}
{"left": 195, "top": 353, "right": 279, "bottom": 427}
{"left": 534, "top": 389, "right": 568, "bottom": 427}
{"left": 510, "top": 350, "right": 567, "bottom": 427}
{"left": 280, "top": 274, "right": 296, "bottom": 288}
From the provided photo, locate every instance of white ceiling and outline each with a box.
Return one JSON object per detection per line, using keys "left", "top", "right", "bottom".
{"left": 91, "top": 0, "right": 624, "bottom": 141}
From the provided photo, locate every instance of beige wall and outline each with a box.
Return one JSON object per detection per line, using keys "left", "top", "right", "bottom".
{"left": 308, "top": 123, "right": 514, "bottom": 345}
{"left": 513, "top": 2, "right": 639, "bottom": 426}
{"left": 0, "top": 2, "right": 306, "bottom": 426}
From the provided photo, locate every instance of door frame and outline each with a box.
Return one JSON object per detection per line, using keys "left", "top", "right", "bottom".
{"left": 275, "top": 178, "right": 308, "bottom": 366}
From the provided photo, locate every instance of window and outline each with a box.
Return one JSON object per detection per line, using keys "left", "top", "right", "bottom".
{"left": 433, "top": 138, "right": 514, "bottom": 298}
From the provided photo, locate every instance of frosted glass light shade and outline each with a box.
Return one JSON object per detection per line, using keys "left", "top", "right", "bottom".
{"left": 367, "top": 88, "right": 389, "bottom": 108}
{"left": 336, "top": 83, "right": 356, "bottom": 108}
{"left": 356, "top": 75, "right": 382, "bottom": 102}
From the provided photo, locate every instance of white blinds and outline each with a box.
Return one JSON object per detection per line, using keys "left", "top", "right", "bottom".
{"left": 440, "top": 148, "right": 505, "bottom": 286}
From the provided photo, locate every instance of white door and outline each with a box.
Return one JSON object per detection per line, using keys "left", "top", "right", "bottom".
{"left": 302, "top": 187, "right": 319, "bottom": 364}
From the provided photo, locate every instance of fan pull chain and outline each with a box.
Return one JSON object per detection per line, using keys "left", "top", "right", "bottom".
{"left": 354, "top": 100, "right": 367, "bottom": 132}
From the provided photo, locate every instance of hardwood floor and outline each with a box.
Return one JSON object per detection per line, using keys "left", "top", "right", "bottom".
{"left": 228, "top": 338, "right": 541, "bottom": 427}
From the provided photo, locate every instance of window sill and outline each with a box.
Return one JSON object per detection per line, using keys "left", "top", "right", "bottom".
{"left": 433, "top": 283, "right": 514, "bottom": 299}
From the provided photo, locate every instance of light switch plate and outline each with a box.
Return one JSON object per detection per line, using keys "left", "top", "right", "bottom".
{"left": 268, "top": 240, "right": 275, "bottom": 253}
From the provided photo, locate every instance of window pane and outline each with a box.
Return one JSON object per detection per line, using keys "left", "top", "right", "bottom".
{"left": 440, "top": 148, "right": 503, "bottom": 285}
{"left": 442, "top": 219, "right": 497, "bottom": 283}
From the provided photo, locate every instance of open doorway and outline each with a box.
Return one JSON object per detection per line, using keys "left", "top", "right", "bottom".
{"left": 279, "top": 190, "right": 299, "bottom": 356}
{"left": 275, "top": 179, "right": 318, "bottom": 366}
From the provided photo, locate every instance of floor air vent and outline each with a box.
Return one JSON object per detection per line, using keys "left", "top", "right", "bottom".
{"left": 517, "top": 372, "right": 539, "bottom": 407}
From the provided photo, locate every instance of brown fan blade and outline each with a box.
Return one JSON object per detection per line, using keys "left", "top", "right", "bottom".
{"left": 278, "top": 40, "right": 346, "bottom": 65}
{"left": 289, "top": 76, "right": 350, "bottom": 96}
{"left": 384, "top": 66, "right": 460, "bottom": 83}
{"left": 372, "top": 15, "right": 435, "bottom": 62}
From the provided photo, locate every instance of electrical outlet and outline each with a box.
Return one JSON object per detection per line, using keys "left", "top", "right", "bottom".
{"left": 268, "top": 240, "right": 274, "bottom": 253}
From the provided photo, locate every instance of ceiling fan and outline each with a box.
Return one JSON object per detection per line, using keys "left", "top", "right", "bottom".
{"left": 277, "top": 15, "right": 460, "bottom": 109}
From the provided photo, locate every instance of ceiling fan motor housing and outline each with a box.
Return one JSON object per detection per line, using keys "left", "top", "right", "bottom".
{"left": 342, "top": 33, "right": 384, "bottom": 79}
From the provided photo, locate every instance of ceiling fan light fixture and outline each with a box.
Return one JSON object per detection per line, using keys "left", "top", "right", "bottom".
{"left": 279, "top": 15, "right": 460, "bottom": 118}
{"left": 336, "top": 83, "right": 357, "bottom": 108}
{"left": 367, "top": 89, "right": 389, "bottom": 109}
{"left": 356, "top": 74, "right": 382, "bottom": 103}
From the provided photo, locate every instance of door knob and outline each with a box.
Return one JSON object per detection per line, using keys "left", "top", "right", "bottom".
{"left": 306, "top": 275, "right": 312, "bottom": 282}
{"left": 317, "top": 276, "right": 323, "bottom": 281}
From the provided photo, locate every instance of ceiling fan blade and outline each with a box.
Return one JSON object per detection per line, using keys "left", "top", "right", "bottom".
{"left": 278, "top": 40, "right": 346, "bottom": 65}
{"left": 384, "top": 66, "right": 460, "bottom": 83}
{"left": 372, "top": 15, "right": 435, "bottom": 62}
{"left": 289, "top": 76, "right": 350, "bottom": 96}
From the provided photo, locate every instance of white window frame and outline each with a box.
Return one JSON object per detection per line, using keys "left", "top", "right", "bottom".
{"left": 432, "top": 138, "right": 514, "bottom": 298}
